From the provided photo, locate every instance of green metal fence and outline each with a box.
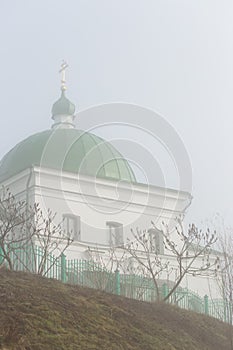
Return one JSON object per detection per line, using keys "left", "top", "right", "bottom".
{"left": 1, "top": 244, "right": 231, "bottom": 323}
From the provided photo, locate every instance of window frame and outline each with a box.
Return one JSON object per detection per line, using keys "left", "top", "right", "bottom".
{"left": 63, "top": 214, "right": 81, "bottom": 241}
{"left": 148, "top": 228, "right": 164, "bottom": 254}
{"left": 106, "top": 221, "right": 124, "bottom": 247}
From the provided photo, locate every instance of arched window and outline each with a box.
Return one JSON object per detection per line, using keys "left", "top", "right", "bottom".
{"left": 106, "top": 221, "right": 123, "bottom": 247}
{"left": 63, "top": 214, "right": 81, "bottom": 241}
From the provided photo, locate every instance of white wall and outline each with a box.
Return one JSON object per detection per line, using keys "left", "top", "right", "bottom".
{"left": 32, "top": 166, "right": 191, "bottom": 245}
{"left": 2, "top": 166, "right": 221, "bottom": 298}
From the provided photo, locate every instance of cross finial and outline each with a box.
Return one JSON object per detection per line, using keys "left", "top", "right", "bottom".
{"left": 59, "top": 60, "right": 69, "bottom": 91}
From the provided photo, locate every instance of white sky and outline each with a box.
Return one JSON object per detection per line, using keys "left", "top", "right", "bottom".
{"left": 1, "top": 0, "right": 233, "bottom": 225}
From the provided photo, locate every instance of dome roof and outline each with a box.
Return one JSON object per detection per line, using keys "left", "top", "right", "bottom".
{"left": 0, "top": 129, "right": 136, "bottom": 183}
{"left": 52, "top": 90, "right": 75, "bottom": 117}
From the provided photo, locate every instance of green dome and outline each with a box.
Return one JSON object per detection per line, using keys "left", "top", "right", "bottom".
{"left": 52, "top": 91, "right": 75, "bottom": 117}
{"left": 0, "top": 129, "right": 136, "bottom": 183}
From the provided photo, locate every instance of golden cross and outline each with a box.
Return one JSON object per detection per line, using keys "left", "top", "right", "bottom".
{"left": 59, "top": 60, "right": 69, "bottom": 91}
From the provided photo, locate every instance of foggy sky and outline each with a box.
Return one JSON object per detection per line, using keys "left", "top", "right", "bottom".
{"left": 1, "top": 0, "right": 233, "bottom": 226}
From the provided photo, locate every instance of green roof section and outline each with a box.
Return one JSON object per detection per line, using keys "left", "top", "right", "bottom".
{"left": 52, "top": 90, "right": 75, "bottom": 117}
{"left": 0, "top": 129, "right": 136, "bottom": 183}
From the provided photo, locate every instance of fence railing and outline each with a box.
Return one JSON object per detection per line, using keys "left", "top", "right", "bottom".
{"left": 0, "top": 245, "right": 231, "bottom": 323}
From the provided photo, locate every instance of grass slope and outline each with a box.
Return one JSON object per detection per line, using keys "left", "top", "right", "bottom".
{"left": 0, "top": 268, "right": 231, "bottom": 350}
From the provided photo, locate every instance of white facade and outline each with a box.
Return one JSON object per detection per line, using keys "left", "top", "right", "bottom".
{"left": 1, "top": 165, "right": 191, "bottom": 246}
{"left": 0, "top": 163, "right": 221, "bottom": 298}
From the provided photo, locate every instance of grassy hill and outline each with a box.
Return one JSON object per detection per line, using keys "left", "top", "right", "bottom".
{"left": 0, "top": 268, "right": 232, "bottom": 350}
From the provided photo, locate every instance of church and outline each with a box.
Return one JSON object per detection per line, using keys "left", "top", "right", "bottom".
{"left": 0, "top": 63, "right": 219, "bottom": 299}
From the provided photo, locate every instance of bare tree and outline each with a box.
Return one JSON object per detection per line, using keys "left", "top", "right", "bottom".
{"left": 25, "top": 208, "right": 73, "bottom": 276}
{"left": 211, "top": 216, "right": 232, "bottom": 311}
{"left": 160, "top": 219, "right": 218, "bottom": 301}
{"left": 115, "top": 219, "right": 218, "bottom": 302}
{"left": 210, "top": 215, "right": 233, "bottom": 347}
{"left": 122, "top": 228, "right": 169, "bottom": 301}
{"left": 0, "top": 187, "right": 38, "bottom": 270}
{"left": 86, "top": 220, "right": 217, "bottom": 301}
{"left": 87, "top": 232, "right": 169, "bottom": 301}
{"left": 217, "top": 232, "right": 233, "bottom": 320}
{"left": 86, "top": 245, "right": 126, "bottom": 292}
{"left": 0, "top": 187, "right": 73, "bottom": 276}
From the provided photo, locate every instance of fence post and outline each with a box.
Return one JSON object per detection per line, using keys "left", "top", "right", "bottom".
{"left": 61, "top": 253, "right": 67, "bottom": 283}
{"left": 162, "top": 283, "right": 169, "bottom": 300}
{"left": 0, "top": 246, "right": 3, "bottom": 265}
{"left": 204, "top": 295, "right": 209, "bottom": 315}
{"left": 115, "top": 269, "right": 121, "bottom": 296}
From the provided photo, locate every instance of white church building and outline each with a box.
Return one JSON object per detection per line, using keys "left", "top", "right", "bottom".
{"left": 0, "top": 65, "right": 220, "bottom": 299}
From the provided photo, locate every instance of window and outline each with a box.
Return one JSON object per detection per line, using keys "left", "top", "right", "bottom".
{"left": 106, "top": 221, "right": 124, "bottom": 247}
{"left": 148, "top": 228, "right": 164, "bottom": 254}
{"left": 63, "top": 214, "right": 81, "bottom": 241}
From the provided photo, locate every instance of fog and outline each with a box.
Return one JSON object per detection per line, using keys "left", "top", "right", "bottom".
{"left": 1, "top": 0, "right": 233, "bottom": 225}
